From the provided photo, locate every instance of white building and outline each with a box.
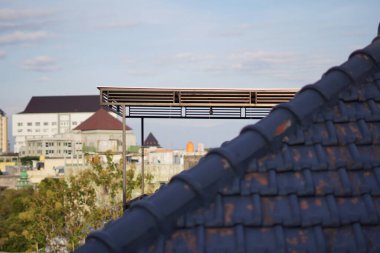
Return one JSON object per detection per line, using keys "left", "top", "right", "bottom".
{"left": 12, "top": 95, "right": 100, "bottom": 155}
{"left": 73, "top": 107, "right": 136, "bottom": 153}
{"left": 0, "top": 109, "right": 8, "bottom": 153}
{"left": 23, "top": 107, "right": 136, "bottom": 157}
{"left": 25, "top": 133, "right": 82, "bottom": 158}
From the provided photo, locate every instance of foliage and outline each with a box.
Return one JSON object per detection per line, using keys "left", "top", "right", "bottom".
{"left": 20, "top": 156, "right": 40, "bottom": 166}
{"left": 0, "top": 151, "right": 155, "bottom": 252}
{"left": 0, "top": 188, "right": 34, "bottom": 252}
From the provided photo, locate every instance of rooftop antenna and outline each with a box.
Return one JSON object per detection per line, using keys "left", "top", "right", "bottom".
{"left": 378, "top": 22, "right": 380, "bottom": 35}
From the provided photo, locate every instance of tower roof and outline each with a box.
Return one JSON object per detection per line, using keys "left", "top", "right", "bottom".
{"left": 74, "top": 108, "right": 131, "bottom": 131}
{"left": 143, "top": 132, "right": 160, "bottom": 147}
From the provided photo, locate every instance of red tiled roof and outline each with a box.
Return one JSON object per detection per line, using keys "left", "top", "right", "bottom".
{"left": 74, "top": 108, "right": 131, "bottom": 131}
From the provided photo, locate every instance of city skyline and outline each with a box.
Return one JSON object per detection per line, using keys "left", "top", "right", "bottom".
{"left": 1, "top": 1, "right": 379, "bottom": 149}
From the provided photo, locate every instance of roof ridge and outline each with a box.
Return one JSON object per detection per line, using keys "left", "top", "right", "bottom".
{"left": 75, "top": 35, "right": 380, "bottom": 253}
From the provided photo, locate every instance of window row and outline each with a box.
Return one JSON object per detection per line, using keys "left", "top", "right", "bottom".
{"left": 18, "top": 129, "right": 57, "bottom": 133}
{"left": 17, "top": 121, "right": 78, "bottom": 127}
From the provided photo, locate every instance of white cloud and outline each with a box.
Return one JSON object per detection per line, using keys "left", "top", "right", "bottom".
{"left": 173, "top": 52, "right": 214, "bottom": 62}
{"left": 37, "top": 76, "right": 51, "bottom": 82}
{"left": 22, "top": 56, "right": 59, "bottom": 72}
{"left": 0, "top": 50, "right": 6, "bottom": 59}
{"left": 0, "top": 8, "right": 53, "bottom": 20}
{"left": 0, "top": 31, "right": 48, "bottom": 44}
{"left": 214, "top": 23, "right": 256, "bottom": 37}
{"left": 230, "top": 51, "right": 299, "bottom": 64}
{"left": 96, "top": 21, "right": 140, "bottom": 29}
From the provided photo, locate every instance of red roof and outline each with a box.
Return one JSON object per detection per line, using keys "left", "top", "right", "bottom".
{"left": 74, "top": 108, "right": 131, "bottom": 131}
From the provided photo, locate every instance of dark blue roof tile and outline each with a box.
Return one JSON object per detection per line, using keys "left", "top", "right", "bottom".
{"left": 75, "top": 25, "right": 380, "bottom": 253}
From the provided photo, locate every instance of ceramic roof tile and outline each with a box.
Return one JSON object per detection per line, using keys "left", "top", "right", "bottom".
{"left": 74, "top": 107, "right": 131, "bottom": 131}
{"left": 75, "top": 25, "right": 380, "bottom": 253}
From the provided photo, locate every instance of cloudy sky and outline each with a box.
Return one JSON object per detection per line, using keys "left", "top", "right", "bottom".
{"left": 0, "top": 1, "right": 379, "bottom": 150}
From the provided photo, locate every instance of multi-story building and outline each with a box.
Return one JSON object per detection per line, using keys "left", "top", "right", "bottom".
{"left": 24, "top": 108, "right": 136, "bottom": 158}
{"left": 12, "top": 95, "right": 100, "bottom": 155}
{"left": 0, "top": 109, "right": 8, "bottom": 154}
{"left": 74, "top": 107, "right": 136, "bottom": 153}
{"left": 25, "top": 133, "right": 82, "bottom": 158}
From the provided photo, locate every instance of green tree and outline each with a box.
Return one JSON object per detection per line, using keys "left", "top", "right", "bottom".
{"left": 1, "top": 152, "right": 155, "bottom": 252}
{"left": 0, "top": 188, "right": 34, "bottom": 252}
{"left": 22, "top": 178, "right": 67, "bottom": 252}
{"left": 20, "top": 156, "right": 40, "bottom": 166}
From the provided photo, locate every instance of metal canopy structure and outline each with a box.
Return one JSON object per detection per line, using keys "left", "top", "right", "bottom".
{"left": 98, "top": 87, "right": 298, "bottom": 119}
{"left": 97, "top": 86, "right": 298, "bottom": 210}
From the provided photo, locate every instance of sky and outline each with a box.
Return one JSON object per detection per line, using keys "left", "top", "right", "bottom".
{"left": 0, "top": 0, "right": 379, "bottom": 150}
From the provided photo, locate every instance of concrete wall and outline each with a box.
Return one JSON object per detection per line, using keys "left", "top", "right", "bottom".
{"left": 0, "top": 175, "right": 18, "bottom": 189}
{"left": 184, "top": 155, "right": 204, "bottom": 170}
{"left": 134, "top": 164, "right": 184, "bottom": 184}
{"left": 81, "top": 130, "right": 136, "bottom": 153}
{"left": 0, "top": 162, "right": 15, "bottom": 171}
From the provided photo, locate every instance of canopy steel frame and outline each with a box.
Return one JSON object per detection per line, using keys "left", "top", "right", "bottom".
{"left": 97, "top": 87, "right": 298, "bottom": 210}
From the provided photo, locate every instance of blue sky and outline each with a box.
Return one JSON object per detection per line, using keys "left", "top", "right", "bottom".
{"left": 0, "top": 1, "right": 379, "bottom": 150}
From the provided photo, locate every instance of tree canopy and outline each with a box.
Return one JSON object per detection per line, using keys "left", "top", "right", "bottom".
{"left": 0, "top": 152, "right": 154, "bottom": 252}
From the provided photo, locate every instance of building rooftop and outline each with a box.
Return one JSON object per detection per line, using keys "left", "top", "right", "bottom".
{"left": 74, "top": 108, "right": 131, "bottom": 131}
{"left": 0, "top": 109, "right": 5, "bottom": 116}
{"left": 21, "top": 95, "right": 100, "bottom": 114}
{"left": 75, "top": 25, "right": 380, "bottom": 253}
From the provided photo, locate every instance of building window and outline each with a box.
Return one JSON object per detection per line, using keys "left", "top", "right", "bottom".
{"left": 52, "top": 122, "right": 57, "bottom": 126}
{"left": 27, "top": 129, "right": 32, "bottom": 132}
{"left": 17, "top": 122, "right": 23, "bottom": 127}
{"left": 35, "top": 122, "right": 40, "bottom": 126}
{"left": 45, "top": 142, "right": 54, "bottom": 147}
{"left": 72, "top": 121, "right": 77, "bottom": 125}
{"left": 27, "top": 122, "right": 32, "bottom": 126}
{"left": 18, "top": 129, "right": 23, "bottom": 133}
{"left": 45, "top": 150, "right": 54, "bottom": 155}
{"left": 44, "top": 122, "right": 49, "bottom": 126}
{"left": 35, "top": 129, "right": 40, "bottom": 133}
{"left": 64, "top": 150, "right": 72, "bottom": 155}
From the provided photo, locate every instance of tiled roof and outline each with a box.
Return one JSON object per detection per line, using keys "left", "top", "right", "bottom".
{"left": 75, "top": 25, "right": 380, "bottom": 253}
{"left": 74, "top": 108, "right": 131, "bottom": 131}
{"left": 22, "top": 95, "right": 100, "bottom": 113}
{"left": 144, "top": 132, "right": 160, "bottom": 147}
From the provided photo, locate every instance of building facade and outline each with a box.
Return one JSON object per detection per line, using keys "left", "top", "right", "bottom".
{"left": 74, "top": 108, "right": 136, "bottom": 153}
{"left": 24, "top": 108, "right": 136, "bottom": 158}
{"left": 12, "top": 95, "right": 100, "bottom": 155}
{"left": 0, "top": 109, "right": 8, "bottom": 154}
{"left": 24, "top": 133, "right": 82, "bottom": 158}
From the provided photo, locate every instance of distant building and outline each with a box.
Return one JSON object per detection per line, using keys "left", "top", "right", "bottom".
{"left": 25, "top": 133, "right": 82, "bottom": 158}
{"left": 143, "top": 132, "right": 160, "bottom": 147}
{"left": 24, "top": 108, "right": 136, "bottom": 157}
{"left": 12, "top": 95, "right": 100, "bottom": 155}
{"left": 147, "top": 149, "right": 185, "bottom": 165}
{"left": 0, "top": 109, "right": 8, "bottom": 153}
{"left": 74, "top": 108, "right": 136, "bottom": 153}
